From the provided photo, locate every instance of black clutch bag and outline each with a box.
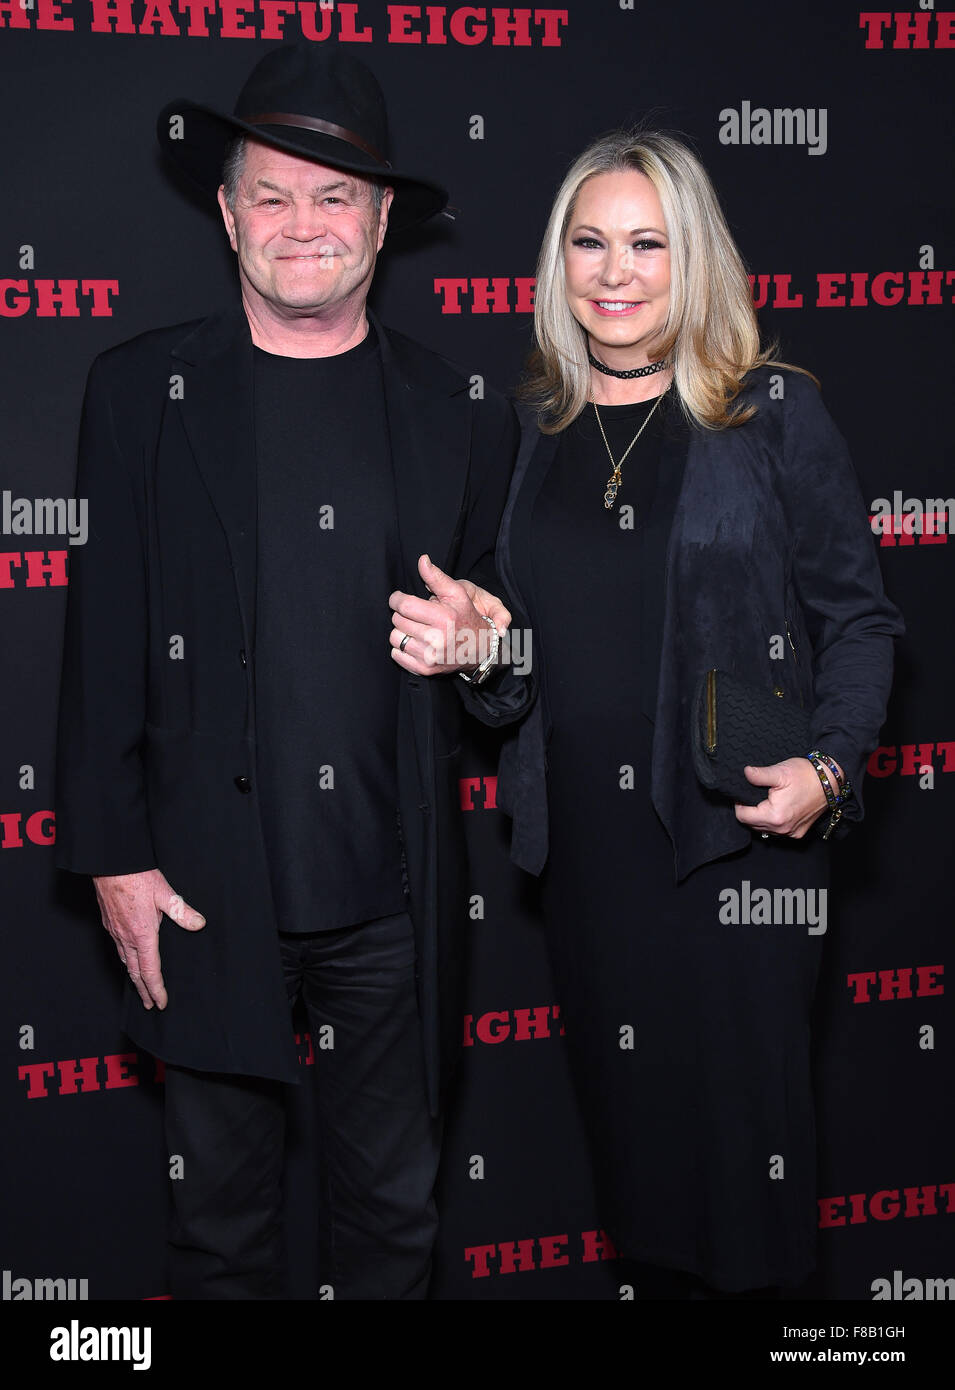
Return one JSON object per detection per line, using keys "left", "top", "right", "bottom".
{"left": 691, "top": 669, "right": 811, "bottom": 805}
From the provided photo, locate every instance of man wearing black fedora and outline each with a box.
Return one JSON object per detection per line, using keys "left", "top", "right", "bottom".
{"left": 54, "top": 44, "right": 529, "bottom": 1299}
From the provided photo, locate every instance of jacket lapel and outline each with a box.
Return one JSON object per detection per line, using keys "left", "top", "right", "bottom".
{"left": 641, "top": 411, "right": 691, "bottom": 721}
{"left": 373, "top": 311, "right": 471, "bottom": 597}
{"left": 171, "top": 306, "right": 259, "bottom": 648}
{"left": 498, "top": 407, "right": 558, "bottom": 624}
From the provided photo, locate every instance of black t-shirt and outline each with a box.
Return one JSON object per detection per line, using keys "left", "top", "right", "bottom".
{"left": 530, "top": 392, "right": 675, "bottom": 731}
{"left": 253, "top": 326, "right": 407, "bottom": 933}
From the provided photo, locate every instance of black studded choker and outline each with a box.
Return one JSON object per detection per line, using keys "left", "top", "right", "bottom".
{"left": 588, "top": 352, "right": 670, "bottom": 380}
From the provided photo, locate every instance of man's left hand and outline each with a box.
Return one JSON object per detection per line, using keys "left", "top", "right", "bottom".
{"left": 734, "top": 757, "right": 831, "bottom": 839}
{"left": 389, "top": 554, "right": 511, "bottom": 677}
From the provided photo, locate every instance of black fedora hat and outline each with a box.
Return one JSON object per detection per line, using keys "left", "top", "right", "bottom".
{"left": 157, "top": 44, "right": 448, "bottom": 233}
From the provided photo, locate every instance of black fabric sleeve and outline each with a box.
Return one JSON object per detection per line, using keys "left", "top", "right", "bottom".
{"left": 779, "top": 372, "right": 905, "bottom": 824}
{"left": 453, "top": 391, "right": 536, "bottom": 729}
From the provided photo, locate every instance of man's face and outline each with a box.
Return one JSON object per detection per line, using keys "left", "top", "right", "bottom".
{"left": 217, "top": 140, "right": 393, "bottom": 322}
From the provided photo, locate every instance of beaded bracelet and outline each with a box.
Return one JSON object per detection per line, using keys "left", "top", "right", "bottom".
{"left": 806, "top": 749, "right": 853, "bottom": 841}
{"left": 806, "top": 749, "right": 853, "bottom": 807}
{"left": 808, "top": 756, "right": 839, "bottom": 807}
{"left": 812, "top": 749, "right": 848, "bottom": 789}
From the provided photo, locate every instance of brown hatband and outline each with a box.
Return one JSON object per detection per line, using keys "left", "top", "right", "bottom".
{"left": 242, "top": 112, "right": 391, "bottom": 167}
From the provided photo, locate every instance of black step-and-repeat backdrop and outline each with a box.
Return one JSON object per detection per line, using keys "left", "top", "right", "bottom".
{"left": 2, "top": 1, "right": 952, "bottom": 1305}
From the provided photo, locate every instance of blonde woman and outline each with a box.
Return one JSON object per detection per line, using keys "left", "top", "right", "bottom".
{"left": 495, "top": 131, "right": 903, "bottom": 1298}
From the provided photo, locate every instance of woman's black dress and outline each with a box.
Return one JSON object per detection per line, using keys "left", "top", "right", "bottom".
{"left": 523, "top": 391, "right": 829, "bottom": 1292}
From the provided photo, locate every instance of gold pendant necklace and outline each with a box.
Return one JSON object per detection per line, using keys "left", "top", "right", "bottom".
{"left": 592, "top": 387, "right": 668, "bottom": 510}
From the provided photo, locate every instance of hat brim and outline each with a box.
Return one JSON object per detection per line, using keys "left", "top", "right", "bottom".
{"left": 157, "top": 100, "right": 448, "bottom": 234}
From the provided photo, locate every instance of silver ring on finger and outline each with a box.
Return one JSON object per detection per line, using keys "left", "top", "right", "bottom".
{"left": 399, "top": 633, "right": 412, "bottom": 652}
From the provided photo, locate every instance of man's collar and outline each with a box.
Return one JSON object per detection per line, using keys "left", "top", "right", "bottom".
{"left": 170, "top": 302, "right": 467, "bottom": 399}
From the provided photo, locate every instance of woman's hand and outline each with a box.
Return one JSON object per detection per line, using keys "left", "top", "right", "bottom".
{"left": 389, "top": 554, "right": 511, "bottom": 677}
{"left": 734, "top": 757, "right": 833, "bottom": 839}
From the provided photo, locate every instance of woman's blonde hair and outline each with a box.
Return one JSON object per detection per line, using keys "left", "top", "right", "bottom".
{"left": 521, "top": 128, "right": 813, "bottom": 433}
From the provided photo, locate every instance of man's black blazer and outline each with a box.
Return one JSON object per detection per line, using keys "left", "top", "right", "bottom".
{"left": 54, "top": 305, "right": 528, "bottom": 1114}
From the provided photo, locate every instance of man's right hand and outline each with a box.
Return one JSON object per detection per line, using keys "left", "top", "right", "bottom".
{"left": 92, "top": 869, "right": 206, "bottom": 1011}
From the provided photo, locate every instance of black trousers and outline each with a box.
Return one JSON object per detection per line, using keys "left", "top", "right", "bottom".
{"left": 163, "top": 911, "right": 441, "bottom": 1300}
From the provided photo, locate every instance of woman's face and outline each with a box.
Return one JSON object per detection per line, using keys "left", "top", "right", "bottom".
{"left": 563, "top": 170, "right": 671, "bottom": 366}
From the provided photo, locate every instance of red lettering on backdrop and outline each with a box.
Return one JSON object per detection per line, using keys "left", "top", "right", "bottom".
{"left": 458, "top": 775, "right": 497, "bottom": 809}
{"left": 89, "top": 0, "right": 137, "bottom": 35}
{"left": 539, "top": 1234, "right": 570, "bottom": 1268}
{"left": 179, "top": 0, "right": 218, "bottom": 36}
{"left": 433, "top": 278, "right": 536, "bottom": 313}
{"left": 497, "top": 1238, "right": 537, "bottom": 1274}
{"left": 39, "top": 0, "right": 74, "bottom": 29}
{"left": 752, "top": 270, "right": 955, "bottom": 308}
{"left": 463, "top": 1005, "right": 563, "bottom": 1045}
{"left": 490, "top": 8, "right": 533, "bottom": 45}
{"left": 512, "top": 1006, "right": 551, "bottom": 1040}
{"left": 388, "top": 3, "right": 421, "bottom": 41}
{"left": 0, "top": 280, "right": 119, "bottom": 317}
{"left": 905, "top": 1186, "right": 939, "bottom": 1217}
{"left": 459, "top": 776, "right": 481, "bottom": 810}
{"left": 0, "top": 811, "right": 56, "bottom": 848}
{"left": 535, "top": 7, "right": 568, "bottom": 44}
{"left": 867, "top": 744, "right": 955, "bottom": 777}
{"left": 0, "top": 553, "right": 68, "bottom": 588}
{"left": 0, "top": 0, "right": 32, "bottom": 28}
{"left": 0, "top": 554, "right": 22, "bottom": 587}
{"left": 891, "top": 11, "right": 933, "bottom": 47}
{"left": 463, "top": 1229, "right": 618, "bottom": 1277}
{"left": 26, "top": 811, "right": 56, "bottom": 845}
{"left": 843, "top": 963, "right": 946, "bottom": 1004}
{"left": 1, "top": 281, "right": 30, "bottom": 316}
{"left": 471, "top": 278, "right": 512, "bottom": 313}
{"left": 18, "top": 1051, "right": 165, "bottom": 1097}
{"left": 259, "top": 0, "right": 296, "bottom": 40}
{"left": 581, "top": 1228, "right": 619, "bottom": 1263}
{"left": 218, "top": 0, "right": 256, "bottom": 38}
{"left": 449, "top": 7, "right": 487, "bottom": 45}
{"left": 434, "top": 278, "right": 470, "bottom": 314}
{"left": 300, "top": 3, "right": 334, "bottom": 41}
{"left": 859, "top": 11, "right": 955, "bottom": 48}
{"left": 139, "top": 0, "right": 181, "bottom": 35}
{"left": 463, "top": 1243, "right": 497, "bottom": 1277}
{"left": 339, "top": 2, "right": 372, "bottom": 41}
{"left": 18, "top": 1062, "right": 58, "bottom": 1099}
{"left": 475, "top": 1011, "right": 510, "bottom": 1043}
{"left": 57, "top": 1056, "right": 101, "bottom": 1094}
{"left": 0, "top": 813, "right": 24, "bottom": 849}
{"left": 104, "top": 1053, "right": 140, "bottom": 1089}
{"left": 819, "top": 1183, "right": 955, "bottom": 1226}
{"left": 1, "top": 2, "right": 570, "bottom": 42}
{"left": 899, "top": 743, "right": 933, "bottom": 776}
{"left": 26, "top": 552, "right": 69, "bottom": 587}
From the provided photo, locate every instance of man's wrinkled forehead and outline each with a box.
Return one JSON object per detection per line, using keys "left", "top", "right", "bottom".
{"left": 239, "top": 141, "right": 376, "bottom": 200}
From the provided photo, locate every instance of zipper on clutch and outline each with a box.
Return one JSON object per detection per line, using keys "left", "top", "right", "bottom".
{"left": 706, "top": 669, "right": 717, "bottom": 754}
